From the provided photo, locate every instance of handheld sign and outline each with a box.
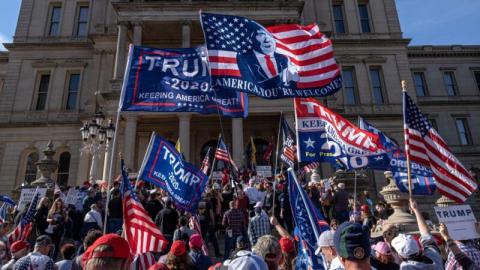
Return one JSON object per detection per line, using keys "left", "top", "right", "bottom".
{"left": 18, "top": 188, "right": 47, "bottom": 211}
{"left": 120, "top": 45, "right": 248, "bottom": 118}
{"left": 256, "top": 166, "right": 272, "bottom": 178}
{"left": 138, "top": 133, "right": 209, "bottom": 213}
{"left": 434, "top": 205, "right": 480, "bottom": 241}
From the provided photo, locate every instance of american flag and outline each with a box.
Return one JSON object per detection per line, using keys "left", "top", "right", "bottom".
{"left": 280, "top": 116, "right": 296, "bottom": 168}
{"left": 131, "top": 252, "right": 156, "bottom": 270}
{"left": 403, "top": 92, "right": 477, "bottom": 202}
{"left": 201, "top": 147, "right": 211, "bottom": 174}
{"left": 214, "top": 137, "right": 238, "bottom": 171}
{"left": 8, "top": 189, "right": 39, "bottom": 244}
{"left": 121, "top": 159, "right": 168, "bottom": 255}
{"left": 200, "top": 12, "right": 340, "bottom": 89}
{"left": 189, "top": 215, "right": 209, "bottom": 256}
{"left": 303, "top": 162, "right": 321, "bottom": 173}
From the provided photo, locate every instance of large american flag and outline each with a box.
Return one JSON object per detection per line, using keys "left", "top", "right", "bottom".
{"left": 200, "top": 12, "right": 340, "bottom": 89}
{"left": 280, "top": 115, "right": 296, "bottom": 168}
{"left": 214, "top": 137, "right": 238, "bottom": 171}
{"left": 403, "top": 92, "right": 477, "bottom": 202}
{"left": 121, "top": 159, "right": 167, "bottom": 256}
{"left": 8, "top": 189, "right": 39, "bottom": 244}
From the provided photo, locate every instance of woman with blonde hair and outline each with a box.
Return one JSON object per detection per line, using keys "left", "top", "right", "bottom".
{"left": 46, "top": 198, "right": 68, "bottom": 260}
{"left": 33, "top": 197, "right": 50, "bottom": 237}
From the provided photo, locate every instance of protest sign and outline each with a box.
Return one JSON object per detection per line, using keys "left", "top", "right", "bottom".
{"left": 120, "top": 45, "right": 248, "bottom": 117}
{"left": 64, "top": 188, "right": 79, "bottom": 206}
{"left": 18, "top": 188, "right": 47, "bottom": 211}
{"left": 434, "top": 205, "right": 480, "bottom": 241}
{"left": 75, "top": 190, "right": 87, "bottom": 212}
{"left": 138, "top": 133, "right": 209, "bottom": 212}
{"left": 211, "top": 171, "right": 223, "bottom": 181}
{"left": 256, "top": 166, "right": 272, "bottom": 178}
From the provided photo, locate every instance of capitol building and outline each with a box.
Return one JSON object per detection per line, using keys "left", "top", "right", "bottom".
{"left": 0, "top": 0, "right": 478, "bottom": 206}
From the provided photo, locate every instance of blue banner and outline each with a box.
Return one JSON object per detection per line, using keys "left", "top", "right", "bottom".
{"left": 138, "top": 133, "right": 209, "bottom": 213}
{"left": 295, "top": 98, "right": 390, "bottom": 170}
{"left": 288, "top": 170, "right": 329, "bottom": 270}
{"left": 358, "top": 117, "right": 436, "bottom": 195}
{"left": 120, "top": 45, "right": 248, "bottom": 117}
{"left": 200, "top": 13, "right": 342, "bottom": 99}
{"left": 0, "top": 195, "right": 16, "bottom": 206}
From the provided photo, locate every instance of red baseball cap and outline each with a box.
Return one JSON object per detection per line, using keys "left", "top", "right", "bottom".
{"left": 360, "top": 204, "right": 370, "bottom": 212}
{"left": 82, "top": 234, "right": 132, "bottom": 267}
{"left": 169, "top": 240, "right": 187, "bottom": 256}
{"left": 189, "top": 234, "right": 203, "bottom": 250}
{"left": 279, "top": 237, "right": 295, "bottom": 253}
{"left": 10, "top": 241, "right": 29, "bottom": 253}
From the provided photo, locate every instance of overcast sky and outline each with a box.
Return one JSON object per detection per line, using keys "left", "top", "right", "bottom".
{"left": 1, "top": 0, "right": 479, "bottom": 50}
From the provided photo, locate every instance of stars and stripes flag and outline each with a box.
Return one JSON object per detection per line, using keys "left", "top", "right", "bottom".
{"left": 189, "top": 215, "right": 209, "bottom": 256}
{"left": 121, "top": 159, "right": 168, "bottom": 255}
{"left": 280, "top": 115, "right": 296, "bottom": 168}
{"left": 8, "top": 189, "right": 40, "bottom": 244}
{"left": 201, "top": 147, "right": 211, "bottom": 174}
{"left": 403, "top": 92, "right": 477, "bottom": 202}
{"left": 200, "top": 12, "right": 342, "bottom": 99}
{"left": 132, "top": 252, "right": 156, "bottom": 270}
{"left": 214, "top": 136, "right": 239, "bottom": 171}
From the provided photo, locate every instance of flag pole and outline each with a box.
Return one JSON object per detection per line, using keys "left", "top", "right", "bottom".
{"left": 271, "top": 111, "right": 283, "bottom": 217}
{"left": 208, "top": 134, "right": 221, "bottom": 184}
{"left": 401, "top": 80, "right": 413, "bottom": 199}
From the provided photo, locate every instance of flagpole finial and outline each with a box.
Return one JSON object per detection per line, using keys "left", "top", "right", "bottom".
{"left": 401, "top": 80, "right": 407, "bottom": 92}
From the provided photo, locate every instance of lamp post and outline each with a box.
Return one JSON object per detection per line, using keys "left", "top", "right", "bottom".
{"left": 80, "top": 111, "right": 115, "bottom": 184}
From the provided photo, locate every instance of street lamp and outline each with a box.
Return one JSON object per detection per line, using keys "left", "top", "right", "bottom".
{"left": 80, "top": 110, "right": 116, "bottom": 184}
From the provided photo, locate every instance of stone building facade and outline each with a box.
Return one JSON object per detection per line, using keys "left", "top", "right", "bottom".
{"left": 0, "top": 0, "right": 479, "bottom": 206}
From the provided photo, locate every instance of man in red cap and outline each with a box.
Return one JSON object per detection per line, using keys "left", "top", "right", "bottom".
{"left": 188, "top": 234, "right": 212, "bottom": 270}
{"left": 151, "top": 240, "right": 194, "bottom": 270}
{"left": 82, "top": 234, "right": 132, "bottom": 270}
{"left": 2, "top": 241, "right": 29, "bottom": 270}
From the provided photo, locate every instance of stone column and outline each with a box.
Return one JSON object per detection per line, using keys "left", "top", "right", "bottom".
{"left": 232, "top": 118, "right": 244, "bottom": 167}
{"left": 124, "top": 115, "right": 137, "bottom": 169}
{"left": 178, "top": 114, "right": 191, "bottom": 161}
{"left": 181, "top": 21, "right": 191, "bottom": 48}
{"left": 113, "top": 23, "right": 128, "bottom": 80}
{"left": 133, "top": 22, "right": 142, "bottom": 46}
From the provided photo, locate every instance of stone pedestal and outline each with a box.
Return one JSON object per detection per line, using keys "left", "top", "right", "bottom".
{"left": 31, "top": 141, "right": 58, "bottom": 188}
{"left": 330, "top": 170, "right": 368, "bottom": 194}
{"left": 379, "top": 171, "right": 417, "bottom": 233}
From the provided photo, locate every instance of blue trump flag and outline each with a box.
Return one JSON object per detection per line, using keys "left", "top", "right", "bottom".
{"left": 295, "top": 98, "right": 390, "bottom": 170}
{"left": 120, "top": 45, "right": 248, "bottom": 118}
{"left": 138, "top": 132, "right": 209, "bottom": 212}
{"left": 358, "top": 117, "right": 436, "bottom": 195}
{"left": 200, "top": 12, "right": 342, "bottom": 99}
{"left": 0, "top": 195, "right": 16, "bottom": 206}
{"left": 288, "top": 169, "right": 329, "bottom": 270}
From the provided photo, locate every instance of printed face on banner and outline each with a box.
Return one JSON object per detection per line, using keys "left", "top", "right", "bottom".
{"left": 200, "top": 12, "right": 342, "bottom": 99}
{"left": 120, "top": 46, "right": 248, "bottom": 117}
{"left": 295, "top": 98, "right": 390, "bottom": 170}
{"left": 138, "top": 133, "right": 208, "bottom": 212}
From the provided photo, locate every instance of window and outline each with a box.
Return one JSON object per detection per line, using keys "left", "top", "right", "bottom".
{"left": 428, "top": 118, "right": 438, "bottom": 131}
{"left": 358, "top": 4, "right": 371, "bottom": 33}
{"left": 443, "top": 71, "right": 458, "bottom": 96}
{"left": 369, "top": 68, "right": 385, "bottom": 104}
{"left": 35, "top": 74, "right": 50, "bottom": 110}
{"left": 413, "top": 72, "right": 428, "bottom": 97}
{"left": 455, "top": 118, "right": 472, "bottom": 145}
{"left": 474, "top": 71, "right": 480, "bottom": 92}
{"left": 57, "top": 152, "right": 71, "bottom": 186}
{"left": 76, "top": 6, "right": 89, "bottom": 37}
{"left": 332, "top": 5, "right": 346, "bottom": 33}
{"left": 49, "top": 6, "right": 62, "bottom": 36}
{"left": 24, "top": 152, "right": 39, "bottom": 184}
{"left": 66, "top": 73, "right": 80, "bottom": 110}
{"left": 342, "top": 68, "right": 358, "bottom": 105}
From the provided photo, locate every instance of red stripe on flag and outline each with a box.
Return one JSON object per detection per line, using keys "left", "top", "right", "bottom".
{"left": 210, "top": 69, "right": 241, "bottom": 77}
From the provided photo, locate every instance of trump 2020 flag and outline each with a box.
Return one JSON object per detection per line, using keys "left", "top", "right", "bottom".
{"left": 295, "top": 98, "right": 390, "bottom": 170}
{"left": 288, "top": 170, "right": 329, "bottom": 270}
{"left": 358, "top": 117, "right": 436, "bottom": 195}
{"left": 200, "top": 12, "right": 342, "bottom": 99}
{"left": 120, "top": 45, "right": 248, "bottom": 117}
{"left": 138, "top": 132, "right": 209, "bottom": 212}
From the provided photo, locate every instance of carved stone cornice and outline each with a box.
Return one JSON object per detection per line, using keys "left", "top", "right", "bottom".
{"left": 32, "top": 60, "right": 57, "bottom": 68}
{"left": 362, "top": 55, "right": 387, "bottom": 63}
{"left": 336, "top": 55, "right": 361, "bottom": 63}
{"left": 408, "top": 45, "right": 480, "bottom": 58}
{"left": 60, "top": 60, "right": 88, "bottom": 68}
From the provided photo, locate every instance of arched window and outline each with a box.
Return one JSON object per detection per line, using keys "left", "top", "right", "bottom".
{"left": 24, "top": 152, "right": 39, "bottom": 184}
{"left": 246, "top": 138, "right": 270, "bottom": 168}
{"left": 57, "top": 152, "right": 71, "bottom": 187}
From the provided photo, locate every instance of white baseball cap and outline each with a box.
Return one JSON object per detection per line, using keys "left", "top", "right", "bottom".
{"left": 228, "top": 250, "right": 269, "bottom": 270}
{"left": 391, "top": 234, "right": 420, "bottom": 258}
{"left": 254, "top": 201, "right": 263, "bottom": 208}
{"left": 315, "top": 230, "right": 335, "bottom": 255}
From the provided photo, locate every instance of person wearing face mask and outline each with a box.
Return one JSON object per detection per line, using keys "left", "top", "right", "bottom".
{"left": 2, "top": 241, "right": 30, "bottom": 270}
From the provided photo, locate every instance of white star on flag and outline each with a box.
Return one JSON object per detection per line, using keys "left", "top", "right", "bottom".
{"left": 304, "top": 137, "right": 315, "bottom": 148}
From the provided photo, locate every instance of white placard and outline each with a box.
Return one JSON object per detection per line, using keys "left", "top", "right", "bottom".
{"left": 211, "top": 171, "right": 223, "bottom": 180}
{"left": 434, "top": 204, "right": 480, "bottom": 241}
{"left": 75, "top": 190, "right": 88, "bottom": 211}
{"left": 18, "top": 188, "right": 47, "bottom": 211}
{"left": 64, "top": 188, "right": 79, "bottom": 205}
{"left": 256, "top": 166, "right": 272, "bottom": 177}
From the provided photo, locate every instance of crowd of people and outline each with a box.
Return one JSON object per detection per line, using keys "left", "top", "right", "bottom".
{"left": 0, "top": 167, "right": 478, "bottom": 270}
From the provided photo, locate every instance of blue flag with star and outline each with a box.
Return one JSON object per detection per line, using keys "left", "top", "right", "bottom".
{"left": 120, "top": 45, "right": 248, "bottom": 117}
{"left": 358, "top": 117, "right": 436, "bottom": 195}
